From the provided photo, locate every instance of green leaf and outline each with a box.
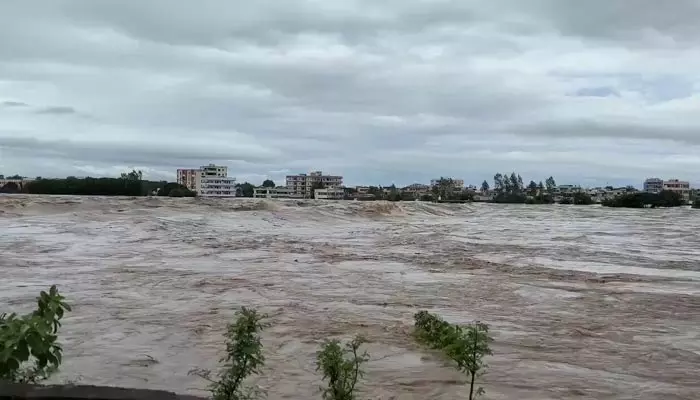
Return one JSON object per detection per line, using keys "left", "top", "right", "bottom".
{"left": 13, "top": 340, "right": 30, "bottom": 362}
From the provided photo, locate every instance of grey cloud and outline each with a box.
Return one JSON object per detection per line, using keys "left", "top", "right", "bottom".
{"left": 575, "top": 87, "right": 619, "bottom": 98}
{"left": 1, "top": 100, "right": 29, "bottom": 107}
{"left": 36, "top": 106, "right": 77, "bottom": 115}
{"left": 0, "top": 136, "right": 281, "bottom": 167}
{"left": 2, "top": 1, "right": 700, "bottom": 186}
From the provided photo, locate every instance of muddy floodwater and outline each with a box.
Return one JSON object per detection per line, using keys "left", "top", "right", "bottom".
{"left": 1, "top": 195, "right": 699, "bottom": 399}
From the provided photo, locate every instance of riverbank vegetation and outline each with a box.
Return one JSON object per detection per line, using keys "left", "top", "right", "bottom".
{"left": 602, "top": 190, "right": 684, "bottom": 208}
{"left": 413, "top": 311, "right": 493, "bottom": 400}
{"left": 0, "top": 286, "right": 71, "bottom": 383}
{"left": 6, "top": 170, "right": 195, "bottom": 197}
{"left": 3, "top": 288, "right": 494, "bottom": 399}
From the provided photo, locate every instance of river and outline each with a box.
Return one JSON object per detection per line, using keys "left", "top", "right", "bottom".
{"left": 1, "top": 195, "right": 698, "bottom": 399}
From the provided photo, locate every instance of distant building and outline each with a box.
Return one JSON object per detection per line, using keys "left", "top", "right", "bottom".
{"left": 644, "top": 178, "right": 664, "bottom": 194}
{"left": 253, "top": 186, "right": 300, "bottom": 199}
{"left": 402, "top": 183, "right": 431, "bottom": 195}
{"left": 430, "top": 178, "right": 464, "bottom": 188}
{"left": 286, "top": 171, "right": 343, "bottom": 198}
{"left": 662, "top": 179, "right": 691, "bottom": 202}
{"left": 314, "top": 187, "right": 345, "bottom": 200}
{"left": 177, "top": 164, "right": 236, "bottom": 197}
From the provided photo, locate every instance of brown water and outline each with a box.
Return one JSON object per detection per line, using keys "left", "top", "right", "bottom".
{"left": 1, "top": 195, "right": 699, "bottom": 399}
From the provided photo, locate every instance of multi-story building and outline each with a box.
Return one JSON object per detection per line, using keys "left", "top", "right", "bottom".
{"left": 644, "top": 178, "right": 664, "bottom": 193}
{"left": 314, "top": 187, "right": 345, "bottom": 200}
{"left": 286, "top": 171, "right": 343, "bottom": 198}
{"left": 177, "top": 164, "right": 236, "bottom": 197}
{"left": 662, "top": 179, "right": 691, "bottom": 202}
{"left": 430, "top": 178, "right": 464, "bottom": 188}
{"left": 176, "top": 169, "right": 200, "bottom": 191}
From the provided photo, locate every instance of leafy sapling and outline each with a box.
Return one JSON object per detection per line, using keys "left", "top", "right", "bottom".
{"left": 0, "top": 285, "right": 72, "bottom": 383}
{"left": 316, "top": 335, "right": 369, "bottom": 400}
{"left": 190, "top": 307, "right": 268, "bottom": 400}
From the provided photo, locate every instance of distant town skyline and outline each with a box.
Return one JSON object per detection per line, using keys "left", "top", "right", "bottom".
{"left": 2, "top": 2, "right": 700, "bottom": 188}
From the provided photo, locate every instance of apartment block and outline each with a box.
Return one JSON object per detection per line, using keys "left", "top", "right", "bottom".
{"left": 286, "top": 171, "right": 343, "bottom": 198}
{"left": 177, "top": 164, "right": 236, "bottom": 197}
{"left": 644, "top": 178, "right": 664, "bottom": 193}
{"left": 663, "top": 179, "right": 691, "bottom": 202}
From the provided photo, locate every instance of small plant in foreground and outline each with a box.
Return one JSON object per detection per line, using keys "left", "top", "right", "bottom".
{"left": 413, "top": 311, "right": 493, "bottom": 400}
{"left": 316, "top": 335, "right": 369, "bottom": 400}
{"left": 189, "top": 307, "right": 268, "bottom": 400}
{"left": 0, "top": 285, "right": 71, "bottom": 383}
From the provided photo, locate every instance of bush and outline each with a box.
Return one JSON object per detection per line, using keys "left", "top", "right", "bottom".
{"left": 693, "top": 199, "right": 700, "bottom": 209}
{"left": 413, "top": 311, "right": 493, "bottom": 400}
{"left": 316, "top": 336, "right": 369, "bottom": 400}
{"left": 190, "top": 308, "right": 268, "bottom": 400}
{"left": 0, "top": 285, "right": 71, "bottom": 383}
{"left": 492, "top": 193, "right": 526, "bottom": 204}
{"left": 603, "top": 190, "right": 684, "bottom": 208}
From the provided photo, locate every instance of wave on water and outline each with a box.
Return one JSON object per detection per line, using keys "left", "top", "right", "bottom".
{"left": 0, "top": 195, "right": 473, "bottom": 219}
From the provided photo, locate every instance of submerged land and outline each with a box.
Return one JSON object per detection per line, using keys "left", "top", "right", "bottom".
{"left": 1, "top": 195, "right": 699, "bottom": 399}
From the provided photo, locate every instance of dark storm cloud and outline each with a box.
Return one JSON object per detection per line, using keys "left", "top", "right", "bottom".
{"left": 1, "top": 0, "right": 700, "bottom": 186}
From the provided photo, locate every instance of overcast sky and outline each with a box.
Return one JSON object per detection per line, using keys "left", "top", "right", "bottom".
{"left": 1, "top": 1, "right": 700, "bottom": 187}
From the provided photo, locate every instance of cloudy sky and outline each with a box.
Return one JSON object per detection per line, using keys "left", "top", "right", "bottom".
{"left": 1, "top": 1, "right": 700, "bottom": 187}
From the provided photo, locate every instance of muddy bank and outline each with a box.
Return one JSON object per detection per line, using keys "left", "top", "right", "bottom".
{"left": 1, "top": 196, "right": 699, "bottom": 399}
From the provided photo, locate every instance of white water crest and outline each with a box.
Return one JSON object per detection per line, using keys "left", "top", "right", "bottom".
{"left": 1, "top": 195, "right": 699, "bottom": 399}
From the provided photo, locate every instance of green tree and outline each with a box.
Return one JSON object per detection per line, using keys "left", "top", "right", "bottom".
{"left": 493, "top": 174, "right": 504, "bottom": 193}
{"left": 527, "top": 180, "right": 538, "bottom": 197}
{"left": 236, "top": 182, "right": 255, "bottom": 198}
{"left": 190, "top": 308, "right": 268, "bottom": 400}
{"left": 545, "top": 176, "right": 557, "bottom": 193}
{"left": 0, "top": 285, "right": 71, "bottom": 383}
{"left": 316, "top": 336, "right": 369, "bottom": 400}
{"left": 502, "top": 173, "right": 512, "bottom": 194}
{"left": 480, "top": 180, "right": 489, "bottom": 193}
{"left": 261, "top": 180, "right": 275, "bottom": 188}
{"left": 572, "top": 192, "right": 594, "bottom": 205}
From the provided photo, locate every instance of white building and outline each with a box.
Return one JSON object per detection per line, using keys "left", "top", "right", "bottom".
{"left": 430, "top": 178, "right": 464, "bottom": 188}
{"left": 177, "top": 164, "right": 236, "bottom": 197}
{"left": 644, "top": 178, "right": 664, "bottom": 193}
{"left": 662, "top": 179, "right": 691, "bottom": 203}
{"left": 286, "top": 171, "right": 343, "bottom": 198}
{"left": 314, "top": 187, "right": 345, "bottom": 200}
{"left": 253, "top": 186, "right": 300, "bottom": 199}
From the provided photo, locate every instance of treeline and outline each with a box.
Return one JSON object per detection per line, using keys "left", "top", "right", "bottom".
{"left": 7, "top": 170, "right": 195, "bottom": 197}
{"left": 602, "top": 191, "right": 684, "bottom": 208}
{"left": 485, "top": 173, "right": 594, "bottom": 205}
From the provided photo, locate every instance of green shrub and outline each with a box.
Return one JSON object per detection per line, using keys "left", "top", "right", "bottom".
{"left": 190, "top": 307, "right": 268, "bottom": 400}
{"left": 413, "top": 311, "right": 493, "bottom": 400}
{"left": 316, "top": 335, "right": 369, "bottom": 400}
{"left": 0, "top": 285, "right": 71, "bottom": 383}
